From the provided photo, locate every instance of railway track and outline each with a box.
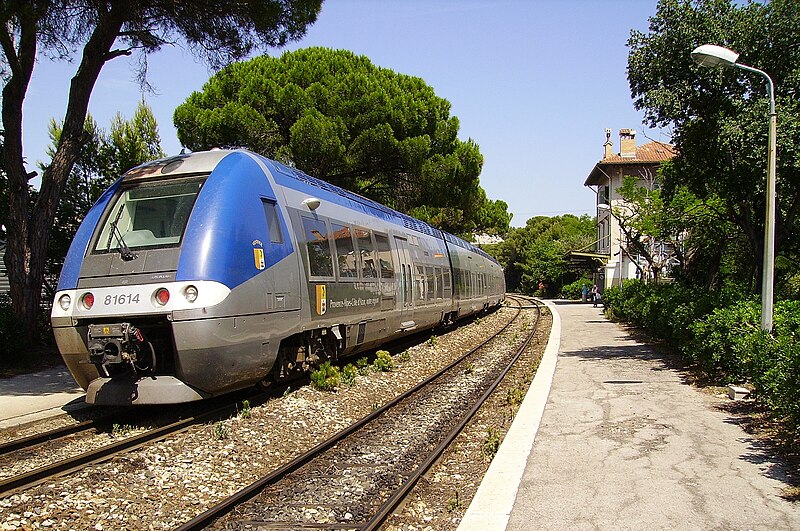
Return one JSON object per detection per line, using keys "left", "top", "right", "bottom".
{"left": 0, "top": 392, "right": 265, "bottom": 497}
{"left": 178, "top": 296, "right": 543, "bottom": 530}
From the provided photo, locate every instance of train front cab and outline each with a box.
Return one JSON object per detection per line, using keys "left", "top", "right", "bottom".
{"left": 51, "top": 151, "right": 300, "bottom": 404}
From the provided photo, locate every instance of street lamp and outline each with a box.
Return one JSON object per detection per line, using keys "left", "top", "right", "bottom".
{"left": 691, "top": 44, "right": 777, "bottom": 332}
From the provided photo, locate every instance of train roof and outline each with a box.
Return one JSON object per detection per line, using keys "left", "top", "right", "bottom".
{"left": 126, "top": 149, "right": 500, "bottom": 266}
{"left": 263, "top": 156, "right": 500, "bottom": 266}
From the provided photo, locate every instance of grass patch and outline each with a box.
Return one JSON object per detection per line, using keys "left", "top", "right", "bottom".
{"left": 481, "top": 427, "right": 501, "bottom": 461}
{"left": 212, "top": 421, "right": 229, "bottom": 440}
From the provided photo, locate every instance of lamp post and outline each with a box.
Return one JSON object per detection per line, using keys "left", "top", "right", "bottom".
{"left": 691, "top": 44, "right": 777, "bottom": 332}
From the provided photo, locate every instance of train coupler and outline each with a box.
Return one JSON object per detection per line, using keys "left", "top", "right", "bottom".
{"left": 87, "top": 323, "right": 156, "bottom": 378}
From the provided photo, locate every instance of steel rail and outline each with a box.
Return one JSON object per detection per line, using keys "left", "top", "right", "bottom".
{"left": 0, "top": 407, "right": 163, "bottom": 456}
{"left": 363, "top": 297, "right": 543, "bottom": 529}
{"left": 177, "top": 297, "right": 537, "bottom": 530}
{"left": 0, "top": 418, "right": 101, "bottom": 456}
{"left": 0, "top": 395, "right": 264, "bottom": 496}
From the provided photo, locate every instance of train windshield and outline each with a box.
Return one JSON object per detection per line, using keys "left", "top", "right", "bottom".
{"left": 92, "top": 178, "right": 205, "bottom": 254}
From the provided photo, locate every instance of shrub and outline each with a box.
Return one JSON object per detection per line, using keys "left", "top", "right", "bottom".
{"left": 310, "top": 361, "right": 341, "bottom": 391}
{"left": 750, "top": 301, "right": 800, "bottom": 439}
{"left": 685, "top": 300, "right": 760, "bottom": 381}
{"left": 561, "top": 276, "right": 593, "bottom": 300}
{"left": 604, "top": 280, "right": 800, "bottom": 441}
{"left": 341, "top": 363, "right": 358, "bottom": 386}
{"left": 373, "top": 350, "right": 394, "bottom": 372}
{"left": 604, "top": 280, "right": 718, "bottom": 350}
{"left": 356, "top": 356, "right": 371, "bottom": 375}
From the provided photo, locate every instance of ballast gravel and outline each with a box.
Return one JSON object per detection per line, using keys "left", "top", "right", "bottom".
{"left": 0, "top": 304, "right": 550, "bottom": 530}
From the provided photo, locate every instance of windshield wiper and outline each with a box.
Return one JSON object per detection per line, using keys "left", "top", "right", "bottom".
{"left": 112, "top": 222, "right": 137, "bottom": 261}
{"left": 105, "top": 205, "right": 137, "bottom": 261}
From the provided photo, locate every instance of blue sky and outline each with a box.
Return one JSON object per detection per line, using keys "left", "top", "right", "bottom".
{"left": 22, "top": 0, "right": 669, "bottom": 227}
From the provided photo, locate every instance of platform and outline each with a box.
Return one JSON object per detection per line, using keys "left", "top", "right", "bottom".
{"left": 459, "top": 299, "right": 800, "bottom": 530}
{"left": 0, "top": 366, "right": 87, "bottom": 429}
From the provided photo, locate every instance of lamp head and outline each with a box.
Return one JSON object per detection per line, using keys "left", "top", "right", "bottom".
{"left": 691, "top": 44, "right": 739, "bottom": 68}
{"left": 302, "top": 197, "right": 321, "bottom": 211}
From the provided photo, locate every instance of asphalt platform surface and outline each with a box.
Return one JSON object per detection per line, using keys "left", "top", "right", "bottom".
{"left": 460, "top": 299, "right": 800, "bottom": 530}
{"left": 0, "top": 366, "right": 86, "bottom": 429}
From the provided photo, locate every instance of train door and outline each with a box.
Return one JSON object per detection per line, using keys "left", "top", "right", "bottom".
{"left": 393, "top": 236, "right": 415, "bottom": 323}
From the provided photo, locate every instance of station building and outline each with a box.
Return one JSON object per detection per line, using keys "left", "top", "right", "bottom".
{"left": 580, "top": 128, "right": 675, "bottom": 291}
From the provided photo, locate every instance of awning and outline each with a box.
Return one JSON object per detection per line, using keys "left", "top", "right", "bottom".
{"left": 566, "top": 251, "right": 610, "bottom": 269}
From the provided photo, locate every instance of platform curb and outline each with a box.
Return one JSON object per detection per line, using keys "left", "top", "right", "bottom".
{"left": 457, "top": 298, "right": 561, "bottom": 531}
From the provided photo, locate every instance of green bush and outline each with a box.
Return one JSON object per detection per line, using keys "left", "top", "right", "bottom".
{"left": 750, "top": 301, "right": 800, "bottom": 438}
{"left": 685, "top": 300, "right": 760, "bottom": 381}
{"left": 604, "top": 280, "right": 800, "bottom": 441}
{"left": 341, "top": 363, "right": 358, "bottom": 386}
{"left": 310, "top": 361, "right": 341, "bottom": 391}
{"left": 561, "top": 276, "right": 593, "bottom": 300}
{"left": 373, "top": 350, "right": 394, "bottom": 372}
{"left": 604, "top": 280, "right": 717, "bottom": 349}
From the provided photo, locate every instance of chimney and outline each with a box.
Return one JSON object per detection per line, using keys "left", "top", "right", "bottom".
{"left": 620, "top": 128, "right": 636, "bottom": 158}
{"left": 603, "top": 128, "right": 613, "bottom": 159}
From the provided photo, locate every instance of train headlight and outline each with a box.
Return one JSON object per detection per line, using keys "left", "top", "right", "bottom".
{"left": 81, "top": 292, "right": 94, "bottom": 310}
{"left": 183, "top": 285, "right": 198, "bottom": 303}
{"left": 154, "top": 288, "right": 170, "bottom": 306}
{"left": 58, "top": 294, "right": 72, "bottom": 311}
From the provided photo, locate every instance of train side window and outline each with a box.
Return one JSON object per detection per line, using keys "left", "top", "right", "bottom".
{"left": 331, "top": 223, "right": 358, "bottom": 279}
{"left": 435, "top": 267, "right": 444, "bottom": 299}
{"left": 426, "top": 266, "right": 435, "bottom": 300}
{"left": 355, "top": 228, "right": 377, "bottom": 278}
{"left": 443, "top": 269, "right": 451, "bottom": 292}
{"left": 301, "top": 216, "right": 334, "bottom": 278}
{"left": 375, "top": 233, "right": 394, "bottom": 279}
{"left": 262, "top": 199, "right": 283, "bottom": 244}
{"left": 416, "top": 265, "right": 426, "bottom": 300}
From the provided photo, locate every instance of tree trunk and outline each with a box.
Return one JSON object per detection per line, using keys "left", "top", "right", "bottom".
{"left": 2, "top": 4, "right": 126, "bottom": 346}
{"left": 2, "top": 6, "right": 39, "bottom": 347}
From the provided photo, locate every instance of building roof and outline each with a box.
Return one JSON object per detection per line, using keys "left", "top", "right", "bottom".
{"left": 584, "top": 141, "right": 675, "bottom": 186}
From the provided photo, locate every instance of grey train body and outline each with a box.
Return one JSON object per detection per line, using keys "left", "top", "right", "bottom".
{"left": 51, "top": 150, "right": 505, "bottom": 405}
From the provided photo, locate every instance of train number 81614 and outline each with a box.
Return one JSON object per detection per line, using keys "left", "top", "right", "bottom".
{"left": 104, "top": 293, "right": 141, "bottom": 305}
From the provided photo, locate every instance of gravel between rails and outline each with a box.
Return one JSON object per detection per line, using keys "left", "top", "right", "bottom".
{"left": 0, "top": 303, "right": 551, "bottom": 530}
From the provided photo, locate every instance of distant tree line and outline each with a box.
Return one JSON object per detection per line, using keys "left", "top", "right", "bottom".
{"left": 486, "top": 214, "right": 595, "bottom": 298}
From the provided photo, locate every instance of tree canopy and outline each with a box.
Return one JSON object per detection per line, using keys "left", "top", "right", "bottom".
{"left": 174, "top": 47, "right": 510, "bottom": 235}
{"left": 627, "top": 0, "right": 800, "bottom": 291}
{"left": 0, "top": 0, "right": 322, "bottom": 343}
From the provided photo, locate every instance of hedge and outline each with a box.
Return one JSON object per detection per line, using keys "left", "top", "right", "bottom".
{"left": 603, "top": 280, "right": 800, "bottom": 441}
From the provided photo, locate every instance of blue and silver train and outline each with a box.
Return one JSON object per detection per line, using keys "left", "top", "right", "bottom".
{"left": 51, "top": 150, "right": 505, "bottom": 405}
